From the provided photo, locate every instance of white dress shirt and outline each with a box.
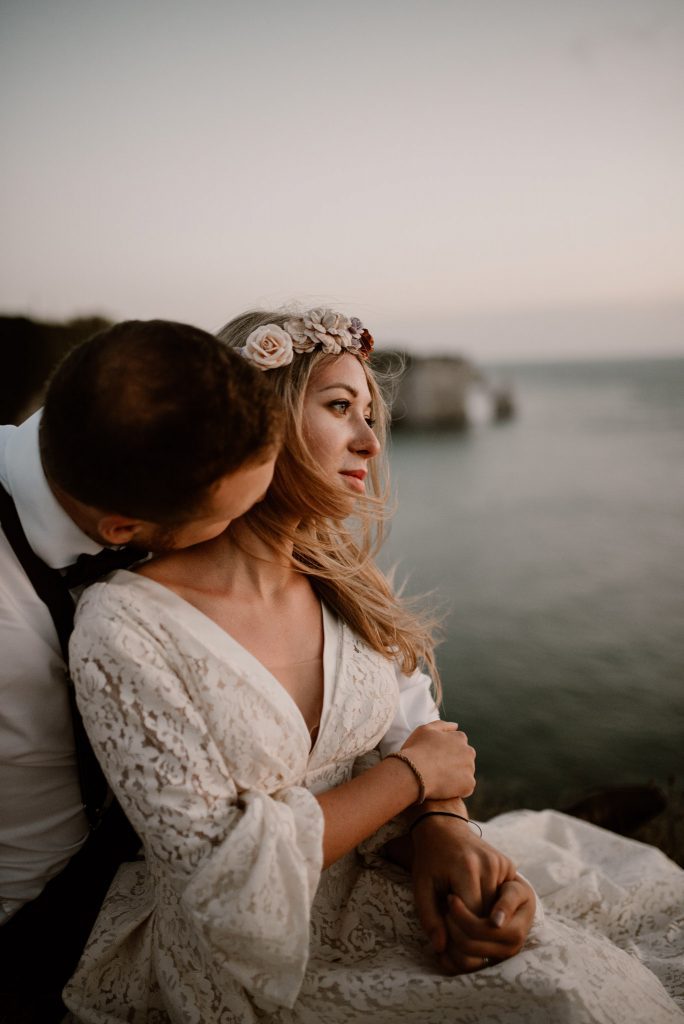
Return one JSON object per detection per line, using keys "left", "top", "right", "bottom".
{"left": 0, "top": 412, "right": 104, "bottom": 924}
{"left": 0, "top": 411, "right": 439, "bottom": 925}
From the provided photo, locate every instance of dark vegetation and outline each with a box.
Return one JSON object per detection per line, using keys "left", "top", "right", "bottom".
{"left": 1, "top": 315, "right": 111, "bottom": 424}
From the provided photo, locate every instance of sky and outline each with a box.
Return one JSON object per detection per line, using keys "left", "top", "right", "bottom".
{"left": 1, "top": 0, "right": 683, "bottom": 361}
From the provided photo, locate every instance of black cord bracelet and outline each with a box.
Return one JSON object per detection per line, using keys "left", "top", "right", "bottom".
{"left": 409, "top": 810, "right": 483, "bottom": 838}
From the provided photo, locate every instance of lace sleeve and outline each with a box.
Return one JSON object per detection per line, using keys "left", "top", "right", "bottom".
{"left": 69, "top": 586, "right": 324, "bottom": 1009}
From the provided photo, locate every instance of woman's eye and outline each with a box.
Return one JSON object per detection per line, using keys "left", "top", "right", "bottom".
{"left": 330, "top": 400, "right": 350, "bottom": 413}
{"left": 365, "top": 417, "right": 376, "bottom": 429}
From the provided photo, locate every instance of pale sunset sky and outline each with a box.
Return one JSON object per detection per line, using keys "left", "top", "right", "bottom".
{"left": 1, "top": 0, "right": 683, "bottom": 361}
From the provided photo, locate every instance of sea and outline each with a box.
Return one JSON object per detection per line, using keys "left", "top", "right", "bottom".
{"left": 382, "top": 356, "right": 684, "bottom": 811}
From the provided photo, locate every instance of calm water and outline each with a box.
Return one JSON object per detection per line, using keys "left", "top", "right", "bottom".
{"left": 383, "top": 357, "right": 684, "bottom": 809}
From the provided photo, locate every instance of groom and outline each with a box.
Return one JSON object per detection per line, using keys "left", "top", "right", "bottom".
{"left": 0, "top": 319, "right": 283, "bottom": 1019}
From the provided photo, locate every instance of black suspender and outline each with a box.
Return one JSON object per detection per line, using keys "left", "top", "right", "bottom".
{"left": 0, "top": 483, "right": 109, "bottom": 827}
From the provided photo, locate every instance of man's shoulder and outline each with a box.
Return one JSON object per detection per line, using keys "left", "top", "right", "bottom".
{"left": 0, "top": 422, "right": 16, "bottom": 484}
{"left": 0, "top": 528, "right": 61, "bottom": 644}
{"left": 0, "top": 525, "right": 36, "bottom": 593}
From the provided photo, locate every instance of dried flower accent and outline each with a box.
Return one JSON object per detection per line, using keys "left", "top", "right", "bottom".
{"left": 357, "top": 329, "right": 374, "bottom": 360}
{"left": 240, "top": 309, "right": 373, "bottom": 369}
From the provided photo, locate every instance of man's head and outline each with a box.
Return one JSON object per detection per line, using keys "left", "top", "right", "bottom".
{"left": 40, "top": 319, "right": 283, "bottom": 550}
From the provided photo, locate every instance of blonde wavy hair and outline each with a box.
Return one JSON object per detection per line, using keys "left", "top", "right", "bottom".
{"left": 217, "top": 309, "right": 441, "bottom": 698}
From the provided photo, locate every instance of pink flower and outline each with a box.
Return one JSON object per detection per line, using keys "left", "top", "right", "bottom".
{"left": 242, "top": 325, "right": 294, "bottom": 370}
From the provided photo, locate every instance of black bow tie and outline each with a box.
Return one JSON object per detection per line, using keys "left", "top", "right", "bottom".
{"left": 62, "top": 546, "right": 147, "bottom": 590}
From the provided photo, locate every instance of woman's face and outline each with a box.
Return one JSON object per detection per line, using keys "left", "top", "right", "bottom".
{"left": 302, "top": 353, "right": 381, "bottom": 497}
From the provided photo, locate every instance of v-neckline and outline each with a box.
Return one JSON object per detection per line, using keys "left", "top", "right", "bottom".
{"left": 108, "top": 570, "right": 336, "bottom": 756}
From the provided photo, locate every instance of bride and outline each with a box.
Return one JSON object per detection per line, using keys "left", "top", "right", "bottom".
{"left": 64, "top": 308, "right": 684, "bottom": 1023}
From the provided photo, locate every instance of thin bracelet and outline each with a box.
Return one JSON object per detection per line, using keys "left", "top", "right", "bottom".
{"left": 409, "top": 810, "right": 483, "bottom": 838}
{"left": 384, "top": 752, "right": 426, "bottom": 804}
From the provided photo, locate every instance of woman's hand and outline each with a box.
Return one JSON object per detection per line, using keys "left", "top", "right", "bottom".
{"left": 400, "top": 721, "right": 476, "bottom": 802}
{"left": 409, "top": 815, "right": 535, "bottom": 973}
{"left": 440, "top": 877, "right": 535, "bottom": 973}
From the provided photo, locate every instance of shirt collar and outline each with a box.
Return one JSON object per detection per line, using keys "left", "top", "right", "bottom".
{"left": 4, "top": 411, "right": 103, "bottom": 568}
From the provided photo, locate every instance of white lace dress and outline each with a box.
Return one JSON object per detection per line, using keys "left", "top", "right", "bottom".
{"left": 64, "top": 572, "right": 684, "bottom": 1024}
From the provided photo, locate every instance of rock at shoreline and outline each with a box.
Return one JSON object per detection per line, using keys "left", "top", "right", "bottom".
{"left": 372, "top": 350, "right": 516, "bottom": 430}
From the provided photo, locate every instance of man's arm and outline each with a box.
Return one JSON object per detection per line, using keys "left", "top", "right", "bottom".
{"left": 0, "top": 558, "right": 88, "bottom": 922}
{"left": 385, "top": 804, "right": 534, "bottom": 972}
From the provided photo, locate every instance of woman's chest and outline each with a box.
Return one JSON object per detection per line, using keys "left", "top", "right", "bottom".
{"left": 187, "top": 584, "right": 325, "bottom": 732}
{"left": 178, "top": 620, "right": 400, "bottom": 792}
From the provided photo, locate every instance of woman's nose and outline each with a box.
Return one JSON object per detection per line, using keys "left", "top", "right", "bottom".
{"left": 352, "top": 421, "right": 381, "bottom": 458}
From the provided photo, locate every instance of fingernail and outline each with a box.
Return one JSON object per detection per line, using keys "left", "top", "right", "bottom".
{"left": 491, "top": 910, "right": 505, "bottom": 928}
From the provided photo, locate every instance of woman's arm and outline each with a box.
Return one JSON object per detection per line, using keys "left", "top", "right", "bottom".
{"left": 380, "top": 664, "right": 536, "bottom": 970}
{"left": 317, "top": 721, "right": 476, "bottom": 868}
{"left": 71, "top": 590, "right": 473, "bottom": 882}
{"left": 70, "top": 590, "right": 325, "bottom": 1008}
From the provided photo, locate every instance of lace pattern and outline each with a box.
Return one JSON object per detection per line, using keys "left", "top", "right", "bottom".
{"left": 63, "top": 573, "right": 684, "bottom": 1023}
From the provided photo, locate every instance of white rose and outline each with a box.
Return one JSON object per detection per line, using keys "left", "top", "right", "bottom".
{"left": 284, "top": 317, "right": 316, "bottom": 353}
{"left": 242, "top": 325, "right": 294, "bottom": 370}
{"left": 322, "top": 310, "right": 351, "bottom": 338}
{"left": 302, "top": 308, "right": 327, "bottom": 336}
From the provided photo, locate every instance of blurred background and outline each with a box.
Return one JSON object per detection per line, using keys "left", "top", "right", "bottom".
{"left": 2, "top": 1, "right": 683, "bottom": 849}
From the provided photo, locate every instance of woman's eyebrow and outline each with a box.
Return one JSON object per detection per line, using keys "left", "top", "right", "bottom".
{"left": 318, "top": 383, "right": 359, "bottom": 397}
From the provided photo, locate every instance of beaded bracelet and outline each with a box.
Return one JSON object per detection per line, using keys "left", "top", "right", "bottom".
{"left": 384, "top": 751, "right": 426, "bottom": 804}
{"left": 408, "top": 810, "right": 483, "bottom": 838}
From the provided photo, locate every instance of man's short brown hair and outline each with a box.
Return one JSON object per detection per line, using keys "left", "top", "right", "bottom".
{"left": 40, "top": 319, "right": 282, "bottom": 523}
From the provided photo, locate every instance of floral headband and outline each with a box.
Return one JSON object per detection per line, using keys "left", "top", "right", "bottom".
{"left": 240, "top": 308, "right": 374, "bottom": 371}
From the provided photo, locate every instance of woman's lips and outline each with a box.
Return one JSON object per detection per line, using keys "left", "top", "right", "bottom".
{"left": 340, "top": 470, "right": 367, "bottom": 493}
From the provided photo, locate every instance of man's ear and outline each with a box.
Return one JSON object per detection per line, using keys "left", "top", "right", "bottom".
{"left": 96, "top": 515, "right": 146, "bottom": 547}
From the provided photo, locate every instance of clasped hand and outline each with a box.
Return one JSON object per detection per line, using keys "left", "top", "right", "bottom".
{"left": 410, "top": 817, "right": 535, "bottom": 973}
{"left": 399, "top": 721, "right": 476, "bottom": 801}
{"left": 387, "top": 722, "right": 535, "bottom": 973}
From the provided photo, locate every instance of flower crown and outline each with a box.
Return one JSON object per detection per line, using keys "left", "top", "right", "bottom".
{"left": 240, "top": 308, "right": 374, "bottom": 371}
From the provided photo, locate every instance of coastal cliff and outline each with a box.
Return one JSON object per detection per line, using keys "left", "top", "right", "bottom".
{"left": 372, "top": 350, "right": 515, "bottom": 429}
